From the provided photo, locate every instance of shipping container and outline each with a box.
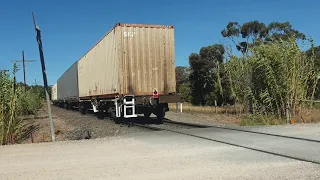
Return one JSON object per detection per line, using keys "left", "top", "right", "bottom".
{"left": 51, "top": 83, "right": 57, "bottom": 101}
{"left": 77, "top": 23, "right": 176, "bottom": 99}
{"left": 57, "top": 61, "right": 79, "bottom": 101}
{"left": 53, "top": 23, "right": 181, "bottom": 121}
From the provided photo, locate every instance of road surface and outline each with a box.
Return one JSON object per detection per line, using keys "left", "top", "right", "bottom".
{"left": 0, "top": 126, "right": 320, "bottom": 179}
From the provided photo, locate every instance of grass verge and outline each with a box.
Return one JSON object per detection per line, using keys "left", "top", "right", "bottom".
{"left": 168, "top": 103, "right": 245, "bottom": 114}
{"left": 239, "top": 114, "right": 286, "bottom": 126}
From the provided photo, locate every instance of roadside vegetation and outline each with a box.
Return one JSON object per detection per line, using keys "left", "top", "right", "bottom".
{"left": 0, "top": 63, "right": 45, "bottom": 145}
{"left": 175, "top": 20, "right": 320, "bottom": 125}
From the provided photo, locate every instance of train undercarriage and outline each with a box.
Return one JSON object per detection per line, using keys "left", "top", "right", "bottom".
{"left": 52, "top": 92, "right": 181, "bottom": 123}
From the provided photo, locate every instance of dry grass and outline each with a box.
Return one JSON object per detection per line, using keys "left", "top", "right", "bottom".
{"left": 169, "top": 103, "right": 320, "bottom": 126}
{"left": 240, "top": 115, "right": 286, "bottom": 126}
{"left": 292, "top": 108, "right": 320, "bottom": 124}
{"left": 168, "top": 103, "right": 246, "bottom": 115}
{"left": 239, "top": 108, "right": 320, "bottom": 126}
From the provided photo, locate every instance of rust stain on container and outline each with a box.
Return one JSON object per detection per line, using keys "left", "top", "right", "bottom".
{"left": 77, "top": 23, "right": 176, "bottom": 98}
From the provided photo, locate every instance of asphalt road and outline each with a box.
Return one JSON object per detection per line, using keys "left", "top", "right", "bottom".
{"left": 0, "top": 126, "right": 319, "bottom": 179}
{"left": 179, "top": 127, "right": 320, "bottom": 164}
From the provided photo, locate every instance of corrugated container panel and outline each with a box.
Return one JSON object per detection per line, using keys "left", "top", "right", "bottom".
{"left": 57, "top": 61, "right": 79, "bottom": 100}
{"left": 51, "top": 83, "right": 57, "bottom": 100}
{"left": 77, "top": 23, "right": 176, "bottom": 99}
{"left": 118, "top": 24, "right": 176, "bottom": 95}
{"left": 78, "top": 27, "right": 120, "bottom": 98}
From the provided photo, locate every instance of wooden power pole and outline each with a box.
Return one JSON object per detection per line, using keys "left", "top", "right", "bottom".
{"left": 11, "top": 51, "right": 36, "bottom": 90}
{"left": 32, "top": 12, "right": 56, "bottom": 142}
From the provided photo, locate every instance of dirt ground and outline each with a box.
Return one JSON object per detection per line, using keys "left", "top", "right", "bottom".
{"left": 19, "top": 105, "right": 150, "bottom": 144}
{"left": 166, "top": 111, "right": 242, "bottom": 126}
{"left": 19, "top": 104, "right": 242, "bottom": 144}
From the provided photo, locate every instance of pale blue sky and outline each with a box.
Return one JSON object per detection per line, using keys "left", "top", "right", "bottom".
{"left": 0, "top": 0, "right": 318, "bottom": 85}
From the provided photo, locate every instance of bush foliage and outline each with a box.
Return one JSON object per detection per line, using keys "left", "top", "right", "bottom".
{"left": 0, "top": 64, "right": 43, "bottom": 145}
{"left": 225, "top": 37, "right": 317, "bottom": 118}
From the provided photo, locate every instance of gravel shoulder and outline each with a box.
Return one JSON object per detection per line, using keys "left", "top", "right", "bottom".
{"left": 165, "top": 111, "right": 242, "bottom": 126}
{"left": 1, "top": 130, "right": 319, "bottom": 180}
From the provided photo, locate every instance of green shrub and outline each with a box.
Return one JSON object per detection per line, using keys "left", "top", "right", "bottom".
{"left": 0, "top": 64, "right": 42, "bottom": 145}
{"left": 240, "top": 114, "right": 286, "bottom": 126}
{"left": 225, "top": 37, "right": 317, "bottom": 119}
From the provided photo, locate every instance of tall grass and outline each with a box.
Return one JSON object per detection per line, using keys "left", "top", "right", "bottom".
{"left": 225, "top": 37, "right": 317, "bottom": 119}
{"left": 171, "top": 37, "right": 319, "bottom": 126}
{"left": 0, "top": 64, "right": 42, "bottom": 145}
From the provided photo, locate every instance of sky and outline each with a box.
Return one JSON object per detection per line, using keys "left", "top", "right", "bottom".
{"left": 0, "top": 0, "right": 319, "bottom": 86}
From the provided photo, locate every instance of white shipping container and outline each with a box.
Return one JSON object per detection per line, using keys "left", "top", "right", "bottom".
{"left": 51, "top": 83, "right": 57, "bottom": 101}
{"left": 57, "top": 61, "right": 79, "bottom": 100}
{"left": 78, "top": 23, "right": 176, "bottom": 99}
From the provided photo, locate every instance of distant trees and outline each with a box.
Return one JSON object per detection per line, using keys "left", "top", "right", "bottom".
{"left": 221, "top": 21, "right": 306, "bottom": 55}
{"left": 175, "top": 66, "right": 191, "bottom": 102}
{"left": 176, "top": 20, "right": 319, "bottom": 118}
{"left": 188, "top": 44, "right": 225, "bottom": 105}
{"left": 175, "top": 66, "right": 190, "bottom": 92}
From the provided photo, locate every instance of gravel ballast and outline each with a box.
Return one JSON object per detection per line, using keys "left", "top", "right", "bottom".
{"left": 23, "top": 106, "right": 152, "bottom": 143}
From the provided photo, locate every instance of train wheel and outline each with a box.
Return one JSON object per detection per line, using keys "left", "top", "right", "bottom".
{"left": 156, "top": 107, "right": 166, "bottom": 123}
{"left": 143, "top": 111, "right": 151, "bottom": 118}
{"left": 97, "top": 110, "right": 105, "bottom": 120}
{"left": 79, "top": 104, "right": 87, "bottom": 114}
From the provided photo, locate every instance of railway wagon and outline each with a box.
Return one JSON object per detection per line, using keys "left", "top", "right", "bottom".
{"left": 55, "top": 61, "right": 79, "bottom": 109}
{"left": 51, "top": 83, "right": 57, "bottom": 103}
{"left": 55, "top": 23, "right": 181, "bottom": 121}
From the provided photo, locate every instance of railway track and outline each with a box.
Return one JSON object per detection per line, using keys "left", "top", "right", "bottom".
{"left": 162, "top": 119, "right": 212, "bottom": 128}
{"left": 163, "top": 119, "right": 320, "bottom": 143}
{"left": 131, "top": 119, "right": 320, "bottom": 165}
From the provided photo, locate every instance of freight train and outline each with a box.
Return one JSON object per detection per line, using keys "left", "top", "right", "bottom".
{"left": 51, "top": 23, "right": 181, "bottom": 122}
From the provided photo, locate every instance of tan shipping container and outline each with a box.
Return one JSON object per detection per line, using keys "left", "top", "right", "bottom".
{"left": 78, "top": 23, "right": 176, "bottom": 99}
{"left": 51, "top": 83, "right": 57, "bottom": 101}
{"left": 57, "top": 61, "right": 79, "bottom": 101}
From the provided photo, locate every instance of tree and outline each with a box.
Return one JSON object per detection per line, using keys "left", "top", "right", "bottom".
{"left": 175, "top": 66, "right": 190, "bottom": 93}
{"left": 221, "top": 21, "right": 305, "bottom": 55}
{"left": 189, "top": 44, "right": 225, "bottom": 105}
{"left": 179, "top": 83, "right": 192, "bottom": 102}
{"left": 188, "top": 53, "right": 204, "bottom": 105}
{"left": 266, "top": 22, "right": 306, "bottom": 41}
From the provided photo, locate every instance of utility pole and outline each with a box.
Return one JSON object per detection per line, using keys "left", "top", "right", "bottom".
{"left": 33, "top": 79, "right": 37, "bottom": 85}
{"left": 11, "top": 51, "right": 36, "bottom": 90}
{"left": 31, "top": 79, "right": 42, "bottom": 86}
{"left": 32, "top": 12, "right": 55, "bottom": 142}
